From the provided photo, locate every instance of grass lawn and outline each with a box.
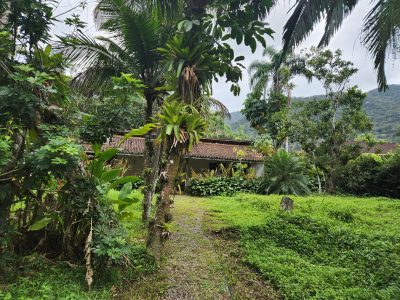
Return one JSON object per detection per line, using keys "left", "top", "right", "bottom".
{"left": 201, "top": 193, "right": 400, "bottom": 300}
{"left": 2, "top": 193, "right": 399, "bottom": 299}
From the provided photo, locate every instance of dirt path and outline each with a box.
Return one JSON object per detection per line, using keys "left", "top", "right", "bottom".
{"left": 124, "top": 196, "right": 278, "bottom": 300}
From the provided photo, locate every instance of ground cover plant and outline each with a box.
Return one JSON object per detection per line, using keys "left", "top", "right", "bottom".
{"left": 202, "top": 193, "right": 400, "bottom": 299}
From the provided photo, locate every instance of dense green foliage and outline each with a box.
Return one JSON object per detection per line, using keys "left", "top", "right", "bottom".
{"left": 189, "top": 177, "right": 260, "bottom": 197}
{"left": 337, "top": 151, "right": 400, "bottom": 198}
{"left": 1, "top": 195, "right": 155, "bottom": 299}
{"left": 204, "top": 194, "right": 400, "bottom": 299}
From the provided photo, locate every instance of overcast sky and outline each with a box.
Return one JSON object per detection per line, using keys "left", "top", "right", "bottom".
{"left": 53, "top": 0, "right": 400, "bottom": 112}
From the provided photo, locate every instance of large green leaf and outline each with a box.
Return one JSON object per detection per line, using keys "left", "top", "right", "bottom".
{"left": 92, "top": 144, "right": 101, "bottom": 157}
{"left": 98, "top": 148, "right": 118, "bottom": 161}
{"left": 101, "top": 168, "right": 122, "bottom": 182}
{"left": 122, "top": 123, "right": 157, "bottom": 144}
{"left": 28, "top": 217, "right": 53, "bottom": 231}
{"left": 90, "top": 159, "right": 104, "bottom": 178}
{"left": 119, "top": 182, "right": 132, "bottom": 200}
{"left": 110, "top": 176, "right": 141, "bottom": 189}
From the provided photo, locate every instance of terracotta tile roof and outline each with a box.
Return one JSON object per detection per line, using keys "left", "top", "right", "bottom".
{"left": 359, "top": 142, "right": 398, "bottom": 154}
{"left": 83, "top": 136, "right": 264, "bottom": 162}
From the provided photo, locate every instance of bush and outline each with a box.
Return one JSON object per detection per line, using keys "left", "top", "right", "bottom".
{"left": 338, "top": 151, "right": 400, "bottom": 198}
{"left": 188, "top": 177, "right": 260, "bottom": 197}
{"left": 337, "top": 154, "right": 382, "bottom": 196}
{"left": 376, "top": 151, "right": 400, "bottom": 198}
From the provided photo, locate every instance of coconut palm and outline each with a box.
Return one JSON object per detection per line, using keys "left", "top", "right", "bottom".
{"left": 60, "top": 0, "right": 179, "bottom": 223}
{"left": 281, "top": 0, "right": 400, "bottom": 91}
{"left": 259, "top": 149, "right": 311, "bottom": 195}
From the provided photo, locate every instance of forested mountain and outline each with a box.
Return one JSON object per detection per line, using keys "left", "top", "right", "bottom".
{"left": 226, "top": 85, "right": 400, "bottom": 141}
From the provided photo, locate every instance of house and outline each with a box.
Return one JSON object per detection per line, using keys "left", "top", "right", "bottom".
{"left": 85, "top": 135, "right": 265, "bottom": 178}
{"left": 359, "top": 142, "right": 398, "bottom": 155}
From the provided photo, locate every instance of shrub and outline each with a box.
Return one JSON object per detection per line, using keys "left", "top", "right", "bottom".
{"left": 337, "top": 151, "right": 400, "bottom": 198}
{"left": 259, "top": 150, "right": 311, "bottom": 195}
{"left": 376, "top": 150, "right": 400, "bottom": 198}
{"left": 188, "top": 177, "right": 260, "bottom": 197}
{"left": 337, "top": 154, "right": 382, "bottom": 196}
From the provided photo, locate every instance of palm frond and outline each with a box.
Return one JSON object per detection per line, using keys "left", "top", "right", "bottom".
{"left": 195, "top": 96, "right": 231, "bottom": 119}
{"left": 362, "top": 0, "right": 400, "bottom": 91}
{"left": 319, "top": 0, "right": 359, "bottom": 47}
{"left": 282, "top": 0, "right": 359, "bottom": 56}
{"left": 58, "top": 33, "right": 127, "bottom": 92}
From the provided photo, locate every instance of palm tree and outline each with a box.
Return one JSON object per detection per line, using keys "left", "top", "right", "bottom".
{"left": 249, "top": 46, "right": 303, "bottom": 151}
{"left": 258, "top": 150, "right": 311, "bottom": 195}
{"left": 281, "top": 0, "right": 400, "bottom": 91}
{"left": 60, "top": 0, "right": 177, "bottom": 224}
{"left": 249, "top": 46, "right": 284, "bottom": 97}
{"left": 249, "top": 46, "right": 304, "bottom": 97}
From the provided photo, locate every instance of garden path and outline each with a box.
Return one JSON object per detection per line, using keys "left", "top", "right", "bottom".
{"left": 124, "top": 196, "right": 278, "bottom": 300}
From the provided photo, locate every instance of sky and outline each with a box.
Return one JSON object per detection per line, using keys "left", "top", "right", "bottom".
{"left": 53, "top": 0, "right": 400, "bottom": 112}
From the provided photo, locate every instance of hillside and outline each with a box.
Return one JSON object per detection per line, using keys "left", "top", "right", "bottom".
{"left": 226, "top": 85, "right": 400, "bottom": 141}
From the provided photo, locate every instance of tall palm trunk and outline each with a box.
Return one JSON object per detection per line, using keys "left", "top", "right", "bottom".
{"left": 147, "top": 148, "right": 180, "bottom": 260}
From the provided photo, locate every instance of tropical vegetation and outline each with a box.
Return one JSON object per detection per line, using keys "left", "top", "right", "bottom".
{"left": 1, "top": 0, "right": 400, "bottom": 299}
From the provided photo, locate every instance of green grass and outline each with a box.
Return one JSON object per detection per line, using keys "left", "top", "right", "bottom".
{"left": 202, "top": 194, "right": 400, "bottom": 300}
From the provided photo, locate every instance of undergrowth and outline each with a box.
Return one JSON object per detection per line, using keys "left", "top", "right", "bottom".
{"left": 203, "top": 194, "right": 400, "bottom": 299}
{"left": 1, "top": 192, "right": 156, "bottom": 300}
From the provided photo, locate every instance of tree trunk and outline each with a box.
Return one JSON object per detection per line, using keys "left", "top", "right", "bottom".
{"left": 147, "top": 149, "right": 180, "bottom": 260}
{"left": 311, "top": 152, "right": 322, "bottom": 194}
{"left": 326, "top": 169, "right": 336, "bottom": 194}
{"left": 142, "top": 90, "right": 161, "bottom": 224}
{"left": 142, "top": 140, "right": 163, "bottom": 223}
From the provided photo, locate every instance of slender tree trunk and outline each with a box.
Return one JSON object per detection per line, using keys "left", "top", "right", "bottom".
{"left": 311, "top": 152, "right": 322, "bottom": 194}
{"left": 285, "top": 87, "right": 292, "bottom": 152}
{"left": 147, "top": 149, "right": 180, "bottom": 260}
{"left": 326, "top": 96, "right": 338, "bottom": 194}
{"left": 142, "top": 91, "right": 161, "bottom": 224}
{"left": 142, "top": 140, "right": 163, "bottom": 223}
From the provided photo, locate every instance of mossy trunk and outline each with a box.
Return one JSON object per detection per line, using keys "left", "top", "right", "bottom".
{"left": 147, "top": 149, "right": 180, "bottom": 260}
{"left": 142, "top": 137, "right": 163, "bottom": 223}
{"left": 142, "top": 90, "right": 162, "bottom": 224}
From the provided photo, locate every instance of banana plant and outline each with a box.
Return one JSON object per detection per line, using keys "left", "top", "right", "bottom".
{"left": 88, "top": 145, "right": 142, "bottom": 221}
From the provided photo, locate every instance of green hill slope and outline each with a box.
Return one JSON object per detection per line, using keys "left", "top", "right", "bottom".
{"left": 226, "top": 85, "right": 400, "bottom": 141}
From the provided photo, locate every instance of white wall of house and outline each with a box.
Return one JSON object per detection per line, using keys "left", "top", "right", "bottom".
{"left": 252, "top": 163, "right": 264, "bottom": 178}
